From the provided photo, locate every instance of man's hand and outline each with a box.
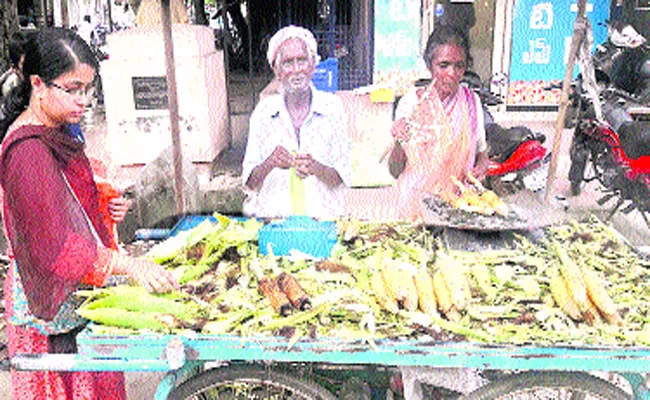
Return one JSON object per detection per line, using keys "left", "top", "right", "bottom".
{"left": 265, "top": 146, "right": 295, "bottom": 170}
{"left": 246, "top": 146, "right": 295, "bottom": 191}
{"left": 294, "top": 153, "right": 342, "bottom": 187}
{"left": 294, "top": 153, "right": 317, "bottom": 178}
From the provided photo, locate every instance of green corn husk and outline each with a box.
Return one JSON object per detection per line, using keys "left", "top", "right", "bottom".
{"left": 77, "top": 308, "right": 175, "bottom": 331}
{"left": 79, "top": 286, "right": 202, "bottom": 322}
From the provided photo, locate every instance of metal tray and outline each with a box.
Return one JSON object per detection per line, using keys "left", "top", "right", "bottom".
{"left": 422, "top": 190, "right": 569, "bottom": 232}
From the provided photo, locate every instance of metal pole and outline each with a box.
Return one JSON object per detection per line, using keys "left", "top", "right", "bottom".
{"left": 327, "top": 0, "right": 335, "bottom": 58}
{"left": 221, "top": 0, "right": 233, "bottom": 149}
{"left": 544, "top": 0, "right": 588, "bottom": 201}
{"left": 160, "top": 0, "right": 185, "bottom": 215}
{"left": 107, "top": 0, "right": 113, "bottom": 32}
{"left": 247, "top": 0, "right": 254, "bottom": 107}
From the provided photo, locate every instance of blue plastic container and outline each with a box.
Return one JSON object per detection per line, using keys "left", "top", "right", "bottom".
{"left": 134, "top": 215, "right": 247, "bottom": 241}
{"left": 311, "top": 58, "right": 338, "bottom": 92}
{"left": 258, "top": 216, "right": 338, "bottom": 258}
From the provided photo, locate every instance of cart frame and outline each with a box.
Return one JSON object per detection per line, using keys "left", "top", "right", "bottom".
{"left": 10, "top": 328, "right": 650, "bottom": 399}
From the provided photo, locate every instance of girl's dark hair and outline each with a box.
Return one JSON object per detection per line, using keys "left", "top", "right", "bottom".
{"left": 0, "top": 27, "right": 98, "bottom": 139}
{"left": 423, "top": 25, "right": 471, "bottom": 71}
{"left": 8, "top": 32, "right": 27, "bottom": 67}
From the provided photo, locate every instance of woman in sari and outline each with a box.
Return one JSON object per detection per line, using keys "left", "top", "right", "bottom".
{"left": 0, "top": 28, "right": 178, "bottom": 399}
{"left": 388, "top": 26, "right": 489, "bottom": 220}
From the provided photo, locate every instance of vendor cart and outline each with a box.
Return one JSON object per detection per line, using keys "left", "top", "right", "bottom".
{"left": 8, "top": 210, "right": 650, "bottom": 400}
{"left": 9, "top": 329, "right": 650, "bottom": 399}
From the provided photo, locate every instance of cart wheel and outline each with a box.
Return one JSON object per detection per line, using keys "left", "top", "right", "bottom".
{"left": 461, "top": 371, "right": 631, "bottom": 400}
{"left": 168, "top": 364, "right": 337, "bottom": 400}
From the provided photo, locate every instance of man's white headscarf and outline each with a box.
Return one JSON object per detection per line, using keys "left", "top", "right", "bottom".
{"left": 267, "top": 25, "right": 320, "bottom": 68}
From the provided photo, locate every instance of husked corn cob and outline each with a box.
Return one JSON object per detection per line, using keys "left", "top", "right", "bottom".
{"left": 381, "top": 262, "right": 419, "bottom": 311}
{"left": 582, "top": 297, "right": 603, "bottom": 326}
{"left": 582, "top": 265, "right": 622, "bottom": 326}
{"left": 433, "top": 270, "right": 461, "bottom": 321}
{"left": 436, "top": 253, "right": 470, "bottom": 311}
{"left": 549, "top": 270, "right": 583, "bottom": 322}
{"left": 554, "top": 243, "right": 590, "bottom": 314}
{"left": 399, "top": 268, "right": 419, "bottom": 312}
{"left": 370, "top": 271, "right": 399, "bottom": 314}
{"left": 481, "top": 191, "right": 508, "bottom": 215}
{"left": 466, "top": 172, "right": 508, "bottom": 215}
{"left": 414, "top": 267, "right": 440, "bottom": 318}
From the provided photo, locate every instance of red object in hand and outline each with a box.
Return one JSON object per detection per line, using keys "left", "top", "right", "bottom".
{"left": 95, "top": 180, "right": 120, "bottom": 250}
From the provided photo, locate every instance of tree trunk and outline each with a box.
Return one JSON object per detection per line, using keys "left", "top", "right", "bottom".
{"left": 1, "top": 0, "right": 19, "bottom": 72}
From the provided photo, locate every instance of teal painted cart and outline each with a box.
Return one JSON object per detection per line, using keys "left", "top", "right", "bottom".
{"left": 10, "top": 328, "right": 650, "bottom": 399}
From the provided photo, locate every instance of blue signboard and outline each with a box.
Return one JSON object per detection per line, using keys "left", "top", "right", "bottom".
{"left": 509, "top": 0, "right": 609, "bottom": 82}
{"left": 373, "top": 0, "right": 422, "bottom": 92}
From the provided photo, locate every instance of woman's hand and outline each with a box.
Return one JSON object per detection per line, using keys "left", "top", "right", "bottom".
{"left": 126, "top": 258, "right": 179, "bottom": 293}
{"left": 108, "top": 196, "right": 132, "bottom": 223}
{"left": 112, "top": 253, "right": 179, "bottom": 293}
{"left": 472, "top": 151, "right": 490, "bottom": 182}
{"left": 391, "top": 118, "right": 411, "bottom": 143}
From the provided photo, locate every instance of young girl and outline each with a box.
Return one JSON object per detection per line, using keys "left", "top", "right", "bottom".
{"left": 0, "top": 27, "right": 178, "bottom": 399}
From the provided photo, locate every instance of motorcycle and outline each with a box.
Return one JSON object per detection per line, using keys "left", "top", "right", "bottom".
{"left": 461, "top": 72, "right": 549, "bottom": 195}
{"left": 591, "top": 20, "right": 650, "bottom": 102}
{"left": 568, "top": 20, "right": 650, "bottom": 226}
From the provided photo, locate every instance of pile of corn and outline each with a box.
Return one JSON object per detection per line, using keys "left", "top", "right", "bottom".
{"left": 77, "top": 215, "right": 650, "bottom": 346}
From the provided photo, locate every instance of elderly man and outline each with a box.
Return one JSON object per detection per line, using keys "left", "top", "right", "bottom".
{"left": 242, "top": 25, "right": 350, "bottom": 219}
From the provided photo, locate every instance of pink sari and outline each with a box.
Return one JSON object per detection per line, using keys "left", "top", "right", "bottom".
{"left": 395, "top": 84, "right": 480, "bottom": 220}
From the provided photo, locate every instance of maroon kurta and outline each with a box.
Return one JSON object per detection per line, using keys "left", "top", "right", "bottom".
{"left": 0, "top": 124, "right": 114, "bottom": 320}
{"left": 1, "top": 124, "right": 126, "bottom": 400}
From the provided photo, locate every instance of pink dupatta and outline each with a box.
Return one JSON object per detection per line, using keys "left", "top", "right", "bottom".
{"left": 395, "top": 84, "right": 480, "bottom": 219}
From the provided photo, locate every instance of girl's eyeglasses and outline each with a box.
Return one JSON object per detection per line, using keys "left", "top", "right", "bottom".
{"left": 47, "top": 81, "right": 95, "bottom": 99}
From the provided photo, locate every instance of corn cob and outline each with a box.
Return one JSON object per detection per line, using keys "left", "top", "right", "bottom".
{"left": 76, "top": 307, "right": 173, "bottom": 331}
{"left": 258, "top": 276, "right": 293, "bottom": 316}
{"left": 467, "top": 172, "right": 508, "bottom": 215}
{"left": 582, "top": 265, "right": 622, "bottom": 325}
{"left": 395, "top": 263, "right": 419, "bottom": 312}
{"left": 414, "top": 267, "right": 440, "bottom": 318}
{"left": 436, "top": 253, "right": 470, "bottom": 311}
{"left": 370, "top": 271, "right": 399, "bottom": 314}
{"left": 433, "top": 270, "right": 460, "bottom": 321}
{"left": 554, "top": 243, "right": 590, "bottom": 315}
{"left": 582, "top": 297, "right": 603, "bottom": 326}
{"left": 277, "top": 272, "right": 311, "bottom": 311}
{"left": 81, "top": 286, "right": 200, "bottom": 321}
{"left": 549, "top": 269, "right": 583, "bottom": 322}
{"left": 381, "top": 261, "right": 419, "bottom": 311}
